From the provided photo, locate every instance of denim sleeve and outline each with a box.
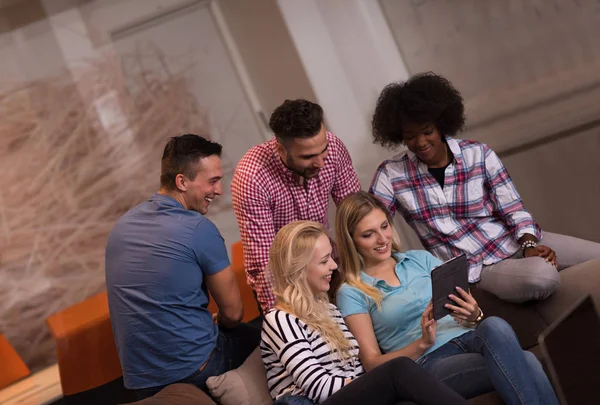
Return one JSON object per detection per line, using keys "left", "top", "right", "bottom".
{"left": 192, "top": 218, "right": 230, "bottom": 276}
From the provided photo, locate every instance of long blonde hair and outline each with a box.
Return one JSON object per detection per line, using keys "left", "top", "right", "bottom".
{"left": 270, "top": 220, "right": 354, "bottom": 361}
{"left": 335, "top": 191, "right": 403, "bottom": 307}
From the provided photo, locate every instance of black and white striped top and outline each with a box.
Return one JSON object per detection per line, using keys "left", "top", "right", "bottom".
{"left": 261, "top": 303, "right": 365, "bottom": 404}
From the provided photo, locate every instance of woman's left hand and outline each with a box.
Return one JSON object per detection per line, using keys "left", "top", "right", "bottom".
{"left": 445, "top": 286, "right": 480, "bottom": 323}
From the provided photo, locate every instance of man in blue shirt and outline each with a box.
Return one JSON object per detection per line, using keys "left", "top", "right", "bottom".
{"left": 105, "top": 134, "right": 259, "bottom": 400}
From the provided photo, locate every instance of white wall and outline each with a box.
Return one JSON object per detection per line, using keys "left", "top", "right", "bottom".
{"left": 277, "top": 0, "right": 423, "bottom": 248}
{"left": 277, "top": 0, "right": 408, "bottom": 187}
{"left": 216, "top": 0, "right": 317, "bottom": 122}
{"left": 380, "top": 0, "right": 600, "bottom": 154}
{"left": 0, "top": 10, "right": 65, "bottom": 90}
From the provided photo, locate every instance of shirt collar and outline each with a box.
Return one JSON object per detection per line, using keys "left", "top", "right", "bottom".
{"left": 446, "top": 137, "right": 463, "bottom": 163}
{"left": 148, "top": 192, "right": 185, "bottom": 209}
{"left": 406, "top": 136, "right": 462, "bottom": 166}
{"left": 360, "top": 252, "right": 406, "bottom": 286}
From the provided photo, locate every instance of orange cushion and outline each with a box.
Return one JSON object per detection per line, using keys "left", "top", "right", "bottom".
{"left": 0, "top": 334, "right": 30, "bottom": 389}
{"left": 46, "top": 291, "right": 123, "bottom": 395}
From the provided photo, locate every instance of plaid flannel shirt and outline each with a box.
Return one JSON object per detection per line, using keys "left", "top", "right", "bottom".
{"left": 232, "top": 132, "right": 360, "bottom": 311}
{"left": 370, "top": 138, "right": 541, "bottom": 282}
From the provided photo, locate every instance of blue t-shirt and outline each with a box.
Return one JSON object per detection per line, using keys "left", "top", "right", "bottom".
{"left": 105, "top": 193, "right": 230, "bottom": 389}
{"left": 336, "top": 251, "right": 467, "bottom": 359}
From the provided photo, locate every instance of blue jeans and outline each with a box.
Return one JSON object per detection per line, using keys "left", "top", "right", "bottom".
{"left": 417, "top": 317, "right": 558, "bottom": 405}
{"left": 274, "top": 395, "right": 315, "bottom": 405}
{"left": 133, "top": 322, "right": 260, "bottom": 401}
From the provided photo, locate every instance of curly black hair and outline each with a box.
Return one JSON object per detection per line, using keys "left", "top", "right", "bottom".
{"left": 372, "top": 72, "right": 466, "bottom": 148}
{"left": 269, "top": 99, "right": 323, "bottom": 142}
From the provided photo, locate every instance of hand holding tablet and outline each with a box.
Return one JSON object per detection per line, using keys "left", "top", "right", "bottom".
{"left": 445, "top": 286, "right": 482, "bottom": 326}
{"left": 430, "top": 254, "right": 470, "bottom": 320}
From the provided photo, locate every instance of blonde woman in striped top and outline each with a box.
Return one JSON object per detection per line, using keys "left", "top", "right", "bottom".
{"left": 261, "top": 220, "right": 467, "bottom": 405}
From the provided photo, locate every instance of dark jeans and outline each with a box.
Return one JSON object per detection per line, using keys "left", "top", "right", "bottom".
{"left": 133, "top": 322, "right": 260, "bottom": 401}
{"left": 274, "top": 357, "right": 467, "bottom": 405}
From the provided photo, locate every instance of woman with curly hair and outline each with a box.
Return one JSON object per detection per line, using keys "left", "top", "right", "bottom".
{"left": 369, "top": 72, "right": 600, "bottom": 303}
{"left": 261, "top": 220, "right": 468, "bottom": 405}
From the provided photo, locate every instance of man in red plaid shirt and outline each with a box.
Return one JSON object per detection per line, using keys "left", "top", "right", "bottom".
{"left": 232, "top": 99, "right": 361, "bottom": 312}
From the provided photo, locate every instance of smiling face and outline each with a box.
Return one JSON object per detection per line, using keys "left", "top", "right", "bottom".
{"left": 351, "top": 208, "right": 394, "bottom": 268}
{"left": 180, "top": 154, "right": 223, "bottom": 214}
{"left": 276, "top": 124, "right": 329, "bottom": 179}
{"left": 402, "top": 121, "right": 450, "bottom": 168}
{"left": 305, "top": 234, "right": 338, "bottom": 295}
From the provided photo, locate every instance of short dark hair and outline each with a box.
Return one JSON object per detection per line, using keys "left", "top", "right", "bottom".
{"left": 372, "top": 72, "right": 466, "bottom": 148}
{"left": 160, "top": 134, "right": 222, "bottom": 191}
{"left": 269, "top": 99, "right": 323, "bottom": 143}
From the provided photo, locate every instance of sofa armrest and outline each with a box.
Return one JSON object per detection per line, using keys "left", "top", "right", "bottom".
{"left": 471, "top": 288, "right": 547, "bottom": 349}
{"left": 534, "top": 259, "right": 600, "bottom": 325}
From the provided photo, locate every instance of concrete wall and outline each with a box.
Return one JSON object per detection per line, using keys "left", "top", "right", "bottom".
{"left": 217, "top": 0, "right": 316, "bottom": 120}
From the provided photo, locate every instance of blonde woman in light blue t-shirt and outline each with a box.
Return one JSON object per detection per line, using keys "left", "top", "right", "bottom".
{"left": 335, "top": 191, "right": 558, "bottom": 405}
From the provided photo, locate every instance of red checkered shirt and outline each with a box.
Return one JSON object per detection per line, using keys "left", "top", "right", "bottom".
{"left": 231, "top": 132, "right": 360, "bottom": 312}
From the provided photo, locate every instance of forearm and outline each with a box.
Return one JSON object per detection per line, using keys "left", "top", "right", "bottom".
{"left": 361, "top": 338, "right": 430, "bottom": 372}
{"left": 232, "top": 180, "right": 277, "bottom": 311}
{"left": 252, "top": 266, "right": 276, "bottom": 312}
{"left": 216, "top": 310, "right": 242, "bottom": 328}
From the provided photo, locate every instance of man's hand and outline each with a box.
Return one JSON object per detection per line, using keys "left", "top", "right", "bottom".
{"left": 524, "top": 245, "right": 558, "bottom": 268}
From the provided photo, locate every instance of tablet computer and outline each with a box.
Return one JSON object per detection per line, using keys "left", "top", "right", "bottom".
{"left": 431, "top": 253, "right": 469, "bottom": 320}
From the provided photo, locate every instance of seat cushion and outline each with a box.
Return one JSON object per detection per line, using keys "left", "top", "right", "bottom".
{"left": 467, "top": 391, "right": 504, "bottom": 405}
{"left": 206, "top": 347, "right": 272, "bottom": 405}
{"left": 123, "top": 383, "right": 216, "bottom": 405}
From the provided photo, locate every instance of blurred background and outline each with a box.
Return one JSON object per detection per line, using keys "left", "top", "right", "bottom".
{"left": 1, "top": 0, "right": 599, "bottom": 378}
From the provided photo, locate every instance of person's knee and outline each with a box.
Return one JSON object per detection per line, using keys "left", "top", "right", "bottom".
{"left": 520, "top": 259, "right": 560, "bottom": 299}
{"left": 381, "top": 356, "right": 420, "bottom": 376}
{"left": 498, "top": 259, "right": 560, "bottom": 302}
{"left": 475, "top": 316, "right": 517, "bottom": 343}
{"left": 480, "top": 258, "right": 560, "bottom": 303}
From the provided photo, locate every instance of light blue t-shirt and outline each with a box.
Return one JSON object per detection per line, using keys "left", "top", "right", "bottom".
{"left": 336, "top": 250, "right": 468, "bottom": 359}
{"left": 105, "top": 193, "right": 230, "bottom": 389}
